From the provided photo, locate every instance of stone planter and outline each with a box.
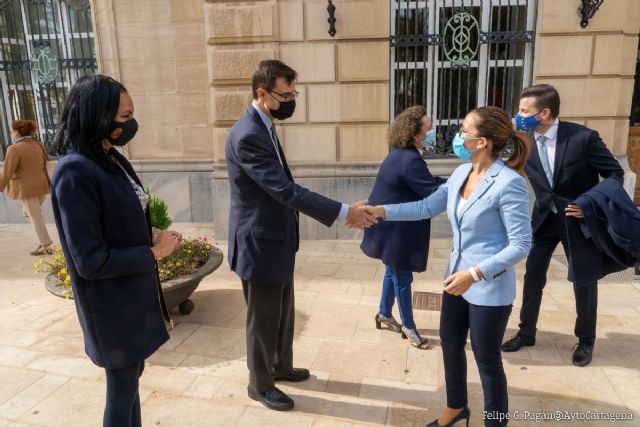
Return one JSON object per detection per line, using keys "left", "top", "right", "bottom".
{"left": 45, "top": 246, "right": 225, "bottom": 315}
{"left": 162, "top": 246, "right": 224, "bottom": 314}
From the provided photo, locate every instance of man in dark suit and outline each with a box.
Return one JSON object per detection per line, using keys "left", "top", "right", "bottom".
{"left": 502, "top": 84, "right": 624, "bottom": 366}
{"left": 225, "top": 60, "right": 377, "bottom": 410}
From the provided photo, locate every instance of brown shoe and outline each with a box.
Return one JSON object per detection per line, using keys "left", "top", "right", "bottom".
{"left": 30, "top": 245, "right": 53, "bottom": 256}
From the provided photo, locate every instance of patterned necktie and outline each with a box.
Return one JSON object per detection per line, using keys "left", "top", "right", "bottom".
{"left": 537, "top": 134, "right": 553, "bottom": 187}
{"left": 270, "top": 125, "right": 284, "bottom": 166}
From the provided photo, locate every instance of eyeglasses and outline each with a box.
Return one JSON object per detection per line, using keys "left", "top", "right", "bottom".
{"left": 459, "top": 125, "right": 481, "bottom": 138}
{"left": 268, "top": 89, "right": 299, "bottom": 102}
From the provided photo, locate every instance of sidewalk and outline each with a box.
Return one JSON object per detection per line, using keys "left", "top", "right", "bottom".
{"left": 0, "top": 223, "right": 639, "bottom": 427}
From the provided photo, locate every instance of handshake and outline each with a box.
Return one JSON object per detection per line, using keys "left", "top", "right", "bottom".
{"left": 344, "top": 201, "right": 387, "bottom": 229}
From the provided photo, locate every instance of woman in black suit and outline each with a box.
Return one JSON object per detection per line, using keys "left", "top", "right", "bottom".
{"left": 51, "top": 75, "right": 181, "bottom": 427}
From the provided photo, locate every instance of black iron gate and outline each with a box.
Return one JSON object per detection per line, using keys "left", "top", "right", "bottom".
{"left": 391, "top": 0, "right": 537, "bottom": 157}
{"left": 0, "top": 0, "right": 97, "bottom": 160}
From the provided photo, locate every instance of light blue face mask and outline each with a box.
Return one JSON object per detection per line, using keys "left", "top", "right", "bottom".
{"left": 422, "top": 129, "right": 436, "bottom": 149}
{"left": 452, "top": 133, "right": 480, "bottom": 161}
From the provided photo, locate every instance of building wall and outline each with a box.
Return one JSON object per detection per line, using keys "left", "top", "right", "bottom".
{"left": 532, "top": 0, "right": 639, "bottom": 198}
{"left": 3, "top": 0, "right": 639, "bottom": 230}
{"left": 207, "top": 0, "right": 393, "bottom": 239}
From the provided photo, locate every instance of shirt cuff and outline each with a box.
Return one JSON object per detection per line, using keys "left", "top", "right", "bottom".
{"left": 337, "top": 203, "right": 349, "bottom": 222}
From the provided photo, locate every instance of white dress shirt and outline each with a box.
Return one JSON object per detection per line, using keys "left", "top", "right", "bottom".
{"left": 533, "top": 118, "right": 560, "bottom": 171}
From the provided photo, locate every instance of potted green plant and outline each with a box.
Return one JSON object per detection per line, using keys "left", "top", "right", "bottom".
{"left": 35, "top": 193, "right": 223, "bottom": 315}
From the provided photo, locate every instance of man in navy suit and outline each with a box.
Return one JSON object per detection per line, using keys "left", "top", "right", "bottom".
{"left": 502, "top": 84, "right": 624, "bottom": 366}
{"left": 225, "top": 60, "right": 377, "bottom": 410}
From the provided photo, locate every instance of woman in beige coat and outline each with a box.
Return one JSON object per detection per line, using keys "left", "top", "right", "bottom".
{"left": 0, "top": 120, "right": 53, "bottom": 255}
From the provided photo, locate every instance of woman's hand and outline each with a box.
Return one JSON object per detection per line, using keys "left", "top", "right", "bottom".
{"left": 364, "top": 205, "right": 386, "bottom": 219}
{"left": 151, "top": 230, "right": 181, "bottom": 259}
{"left": 443, "top": 270, "right": 475, "bottom": 296}
{"left": 152, "top": 228, "right": 182, "bottom": 245}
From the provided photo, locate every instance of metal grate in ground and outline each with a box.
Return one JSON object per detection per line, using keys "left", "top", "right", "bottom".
{"left": 413, "top": 291, "right": 442, "bottom": 311}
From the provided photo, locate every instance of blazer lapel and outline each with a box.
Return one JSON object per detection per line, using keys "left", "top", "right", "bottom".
{"left": 248, "top": 107, "right": 294, "bottom": 182}
{"left": 449, "top": 163, "right": 471, "bottom": 227}
{"left": 458, "top": 160, "right": 503, "bottom": 221}
{"left": 552, "top": 121, "right": 569, "bottom": 189}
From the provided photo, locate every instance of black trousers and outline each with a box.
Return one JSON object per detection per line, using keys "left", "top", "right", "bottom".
{"left": 440, "top": 292, "right": 512, "bottom": 427}
{"left": 242, "top": 279, "right": 295, "bottom": 393}
{"left": 103, "top": 361, "right": 144, "bottom": 427}
{"left": 518, "top": 212, "right": 598, "bottom": 346}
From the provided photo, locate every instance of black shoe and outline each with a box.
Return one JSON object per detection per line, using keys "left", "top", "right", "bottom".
{"left": 248, "top": 387, "right": 294, "bottom": 411}
{"left": 501, "top": 334, "right": 535, "bottom": 352}
{"left": 572, "top": 342, "right": 593, "bottom": 367}
{"left": 426, "top": 406, "right": 470, "bottom": 427}
{"left": 272, "top": 367, "right": 310, "bottom": 382}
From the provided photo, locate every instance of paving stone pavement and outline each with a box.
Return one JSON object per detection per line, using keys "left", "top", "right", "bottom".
{"left": 0, "top": 223, "right": 639, "bottom": 427}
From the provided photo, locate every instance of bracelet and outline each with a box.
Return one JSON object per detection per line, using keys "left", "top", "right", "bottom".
{"left": 468, "top": 267, "right": 480, "bottom": 282}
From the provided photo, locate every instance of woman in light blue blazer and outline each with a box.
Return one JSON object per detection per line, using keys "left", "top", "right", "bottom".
{"left": 368, "top": 107, "right": 532, "bottom": 427}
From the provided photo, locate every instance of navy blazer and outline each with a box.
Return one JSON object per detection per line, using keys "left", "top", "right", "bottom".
{"left": 225, "top": 107, "right": 341, "bottom": 285}
{"left": 51, "top": 149, "right": 169, "bottom": 369}
{"left": 360, "top": 147, "right": 445, "bottom": 272}
{"left": 573, "top": 177, "right": 640, "bottom": 270}
{"left": 525, "top": 120, "right": 624, "bottom": 286}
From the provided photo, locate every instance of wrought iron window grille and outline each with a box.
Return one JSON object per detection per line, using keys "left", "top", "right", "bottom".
{"left": 390, "top": 0, "right": 537, "bottom": 158}
{"left": 0, "top": 0, "right": 97, "bottom": 159}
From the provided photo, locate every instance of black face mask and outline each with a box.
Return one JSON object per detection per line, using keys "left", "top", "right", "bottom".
{"left": 269, "top": 100, "right": 296, "bottom": 121}
{"left": 107, "top": 118, "right": 138, "bottom": 146}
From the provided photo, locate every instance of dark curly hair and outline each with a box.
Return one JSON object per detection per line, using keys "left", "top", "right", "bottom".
{"left": 388, "top": 105, "right": 428, "bottom": 149}
{"left": 11, "top": 120, "right": 37, "bottom": 137}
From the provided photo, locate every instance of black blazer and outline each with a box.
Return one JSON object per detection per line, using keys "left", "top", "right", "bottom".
{"left": 51, "top": 149, "right": 169, "bottom": 369}
{"left": 225, "top": 107, "right": 341, "bottom": 285}
{"left": 525, "top": 120, "right": 624, "bottom": 285}
{"left": 525, "top": 120, "right": 624, "bottom": 233}
{"left": 360, "top": 147, "right": 445, "bottom": 272}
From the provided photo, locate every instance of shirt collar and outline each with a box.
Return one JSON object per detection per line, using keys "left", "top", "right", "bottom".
{"left": 534, "top": 117, "right": 559, "bottom": 141}
{"left": 252, "top": 101, "right": 273, "bottom": 131}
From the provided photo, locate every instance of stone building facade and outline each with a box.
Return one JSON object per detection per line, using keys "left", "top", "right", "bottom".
{"left": 1, "top": 0, "right": 639, "bottom": 239}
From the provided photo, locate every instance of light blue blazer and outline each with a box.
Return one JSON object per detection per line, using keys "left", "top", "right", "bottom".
{"left": 385, "top": 159, "right": 532, "bottom": 306}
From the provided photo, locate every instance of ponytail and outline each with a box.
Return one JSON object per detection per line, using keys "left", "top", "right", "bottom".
{"left": 505, "top": 130, "right": 531, "bottom": 176}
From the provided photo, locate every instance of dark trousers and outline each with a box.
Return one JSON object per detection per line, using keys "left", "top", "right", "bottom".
{"left": 379, "top": 265, "right": 415, "bottom": 328}
{"left": 440, "top": 292, "right": 512, "bottom": 427}
{"left": 518, "top": 212, "right": 598, "bottom": 346}
{"left": 242, "top": 279, "right": 295, "bottom": 393}
{"left": 103, "top": 361, "right": 144, "bottom": 427}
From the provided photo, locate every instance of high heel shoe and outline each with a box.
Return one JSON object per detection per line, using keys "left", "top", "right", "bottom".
{"left": 374, "top": 313, "right": 402, "bottom": 332}
{"left": 401, "top": 325, "right": 430, "bottom": 350}
{"left": 426, "top": 406, "right": 470, "bottom": 427}
{"left": 30, "top": 245, "right": 53, "bottom": 256}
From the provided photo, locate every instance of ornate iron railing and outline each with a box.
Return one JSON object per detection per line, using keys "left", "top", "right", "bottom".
{"left": 390, "top": 0, "right": 537, "bottom": 158}
{"left": 0, "top": 0, "right": 97, "bottom": 160}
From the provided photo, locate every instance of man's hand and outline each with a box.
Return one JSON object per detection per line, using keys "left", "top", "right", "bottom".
{"left": 565, "top": 204, "right": 584, "bottom": 219}
{"left": 345, "top": 200, "right": 378, "bottom": 229}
